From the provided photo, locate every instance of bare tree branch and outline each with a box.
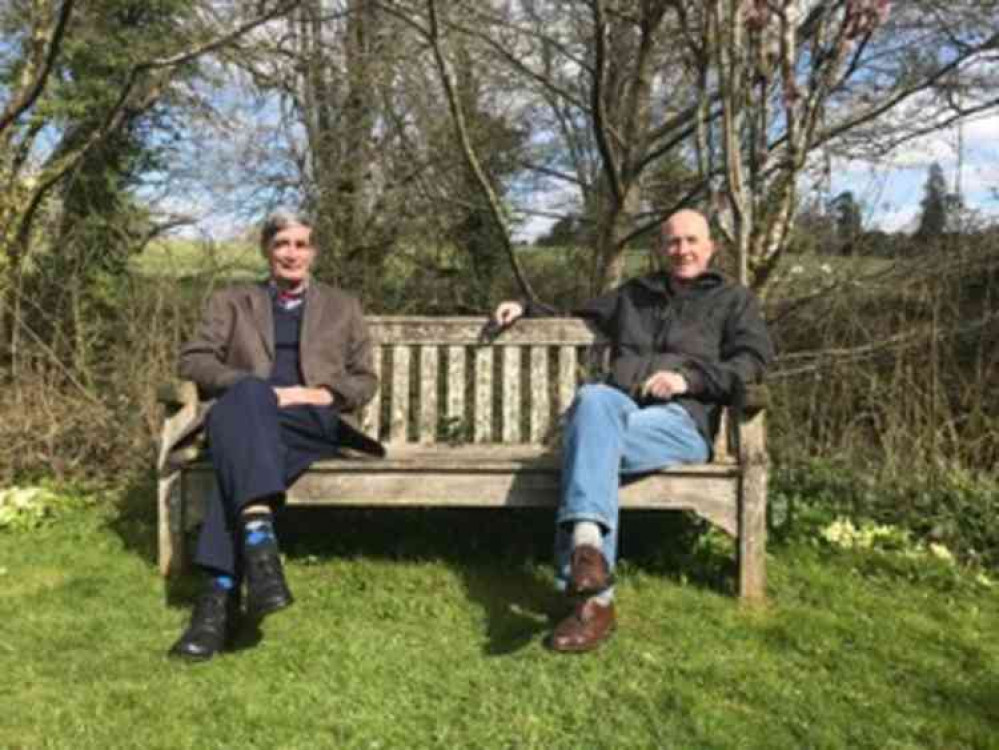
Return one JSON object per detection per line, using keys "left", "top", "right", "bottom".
{"left": 0, "top": 0, "right": 77, "bottom": 136}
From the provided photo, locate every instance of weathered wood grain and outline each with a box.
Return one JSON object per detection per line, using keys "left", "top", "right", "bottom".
{"left": 502, "top": 346, "right": 522, "bottom": 443}
{"left": 474, "top": 347, "right": 493, "bottom": 443}
{"left": 367, "top": 316, "right": 603, "bottom": 346}
{"left": 557, "top": 345, "right": 577, "bottom": 416}
{"left": 447, "top": 345, "right": 465, "bottom": 435}
{"left": 529, "top": 346, "right": 550, "bottom": 442}
{"left": 389, "top": 345, "right": 410, "bottom": 444}
{"left": 361, "top": 345, "right": 383, "bottom": 438}
{"left": 418, "top": 346, "right": 438, "bottom": 443}
{"left": 738, "top": 409, "right": 768, "bottom": 603}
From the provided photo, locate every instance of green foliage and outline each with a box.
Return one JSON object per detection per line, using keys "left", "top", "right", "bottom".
{"left": 0, "top": 484, "right": 95, "bottom": 531}
{"left": 916, "top": 162, "right": 962, "bottom": 237}
{"left": 771, "top": 458, "right": 999, "bottom": 570}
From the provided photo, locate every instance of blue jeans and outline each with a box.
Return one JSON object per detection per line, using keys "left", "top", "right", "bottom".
{"left": 555, "top": 384, "right": 709, "bottom": 588}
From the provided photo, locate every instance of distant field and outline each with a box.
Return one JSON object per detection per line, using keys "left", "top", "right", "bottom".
{"left": 131, "top": 237, "right": 900, "bottom": 296}
{"left": 132, "top": 238, "right": 265, "bottom": 279}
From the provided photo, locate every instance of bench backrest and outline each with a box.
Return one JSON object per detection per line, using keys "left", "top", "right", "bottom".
{"left": 361, "top": 316, "right": 730, "bottom": 459}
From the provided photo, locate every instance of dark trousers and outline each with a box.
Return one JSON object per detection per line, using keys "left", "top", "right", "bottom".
{"left": 194, "top": 377, "right": 341, "bottom": 576}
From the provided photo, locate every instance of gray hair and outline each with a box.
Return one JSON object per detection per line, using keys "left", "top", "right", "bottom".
{"left": 260, "top": 209, "right": 314, "bottom": 249}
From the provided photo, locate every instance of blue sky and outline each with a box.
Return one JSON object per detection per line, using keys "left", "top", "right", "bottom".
{"left": 829, "top": 114, "right": 999, "bottom": 233}
{"left": 514, "top": 112, "right": 999, "bottom": 243}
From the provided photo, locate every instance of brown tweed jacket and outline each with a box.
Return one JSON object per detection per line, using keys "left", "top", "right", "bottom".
{"left": 168, "top": 280, "right": 378, "bottom": 455}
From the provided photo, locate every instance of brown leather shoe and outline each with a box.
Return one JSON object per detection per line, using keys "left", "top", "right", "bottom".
{"left": 568, "top": 544, "right": 612, "bottom": 596}
{"left": 549, "top": 599, "right": 616, "bottom": 653}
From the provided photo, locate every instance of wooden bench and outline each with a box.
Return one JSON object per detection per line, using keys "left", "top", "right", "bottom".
{"left": 157, "top": 316, "right": 769, "bottom": 600}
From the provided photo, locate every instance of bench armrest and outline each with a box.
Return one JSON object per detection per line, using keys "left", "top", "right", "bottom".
{"left": 157, "top": 380, "right": 201, "bottom": 472}
{"left": 157, "top": 380, "right": 198, "bottom": 413}
{"left": 743, "top": 383, "right": 769, "bottom": 413}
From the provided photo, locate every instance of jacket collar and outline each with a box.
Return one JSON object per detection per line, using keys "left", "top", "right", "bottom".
{"left": 301, "top": 282, "right": 326, "bottom": 350}
{"left": 248, "top": 282, "right": 274, "bottom": 358}
{"left": 634, "top": 269, "right": 726, "bottom": 297}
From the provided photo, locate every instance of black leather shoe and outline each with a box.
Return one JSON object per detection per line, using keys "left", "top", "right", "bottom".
{"left": 244, "top": 541, "right": 294, "bottom": 618}
{"left": 168, "top": 585, "right": 240, "bottom": 662}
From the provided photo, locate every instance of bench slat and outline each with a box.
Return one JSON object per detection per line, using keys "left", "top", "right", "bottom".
{"left": 502, "top": 346, "right": 522, "bottom": 443}
{"left": 713, "top": 410, "right": 730, "bottom": 461}
{"left": 447, "top": 345, "right": 465, "bottom": 437}
{"left": 419, "top": 346, "right": 438, "bottom": 443}
{"left": 558, "top": 345, "right": 577, "bottom": 416}
{"left": 182, "top": 466, "right": 737, "bottom": 533}
{"left": 367, "top": 316, "right": 601, "bottom": 346}
{"left": 390, "top": 345, "right": 410, "bottom": 443}
{"left": 530, "top": 345, "right": 550, "bottom": 443}
{"left": 184, "top": 445, "right": 738, "bottom": 473}
{"left": 474, "top": 347, "right": 493, "bottom": 443}
{"left": 361, "top": 345, "right": 383, "bottom": 438}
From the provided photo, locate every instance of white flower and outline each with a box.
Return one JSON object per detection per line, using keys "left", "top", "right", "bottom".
{"left": 928, "top": 542, "right": 955, "bottom": 564}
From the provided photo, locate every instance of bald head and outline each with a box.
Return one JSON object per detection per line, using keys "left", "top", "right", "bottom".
{"left": 661, "top": 209, "right": 715, "bottom": 281}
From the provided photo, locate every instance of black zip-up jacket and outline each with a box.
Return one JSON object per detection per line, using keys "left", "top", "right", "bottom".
{"left": 526, "top": 270, "right": 774, "bottom": 444}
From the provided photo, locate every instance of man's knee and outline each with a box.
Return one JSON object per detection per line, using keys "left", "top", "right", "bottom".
{"left": 571, "top": 383, "right": 626, "bottom": 416}
{"left": 574, "top": 383, "right": 618, "bottom": 406}
{"left": 225, "top": 376, "right": 272, "bottom": 398}
{"left": 209, "top": 377, "right": 275, "bottom": 428}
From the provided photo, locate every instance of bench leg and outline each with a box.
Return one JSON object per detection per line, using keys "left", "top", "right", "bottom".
{"left": 738, "top": 458, "right": 767, "bottom": 602}
{"left": 738, "top": 411, "right": 768, "bottom": 603}
{"left": 157, "top": 470, "right": 187, "bottom": 578}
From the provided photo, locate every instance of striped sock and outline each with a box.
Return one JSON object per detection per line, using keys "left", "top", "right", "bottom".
{"left": 242, "top": 515, "right": 276, "bottom": 547}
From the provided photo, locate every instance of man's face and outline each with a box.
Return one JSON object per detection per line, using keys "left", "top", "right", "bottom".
{"left": 661, "top": 212, "right": 715, "bottom": 281}
{"left": 265, "top": 223, "right": 315, "bottom": 288}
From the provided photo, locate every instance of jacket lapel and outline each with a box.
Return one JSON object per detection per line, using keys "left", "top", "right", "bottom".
{"left": 248, "top": 283, "right": 274, "bottom": 359}
{"left": 301, "top": 282, "right": 326, "bottom": 355}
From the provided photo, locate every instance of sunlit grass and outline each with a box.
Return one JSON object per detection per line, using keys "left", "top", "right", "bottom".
{"left": 1, "top": 495, "right": 996, "bottom": 750}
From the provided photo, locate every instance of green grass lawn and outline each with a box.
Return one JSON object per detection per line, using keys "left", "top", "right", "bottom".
{"left": 1, "top": 496, "right": 997, "bottom": 750}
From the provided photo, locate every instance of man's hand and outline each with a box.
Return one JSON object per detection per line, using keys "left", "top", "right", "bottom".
{"left": 640, "top": 371, "right": 688, "bottom": 401}
{"left": 494, "top": 301, "right": 524, "bottom": 326}
{"left": 273, "top": 386, "right": 334, "bottom": 408}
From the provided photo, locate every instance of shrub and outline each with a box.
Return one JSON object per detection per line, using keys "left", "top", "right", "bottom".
{"left": 771, "top": 458, "right": 999, "bottom": 570}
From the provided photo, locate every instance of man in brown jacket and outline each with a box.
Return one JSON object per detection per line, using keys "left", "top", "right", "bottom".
{"left": 169, "top": 209, "right": 380, "bottom": 662}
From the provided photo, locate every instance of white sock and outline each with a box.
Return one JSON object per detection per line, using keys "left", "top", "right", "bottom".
{"left": 591, "top": 588, "right": 615, "bottom": 606}
{"left": 572, "top": 521, "right": 602, "bottom": 549}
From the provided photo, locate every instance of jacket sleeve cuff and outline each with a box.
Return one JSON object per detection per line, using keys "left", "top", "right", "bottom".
{"left": 678, "top": 367, "right": 705, "bottom": 396}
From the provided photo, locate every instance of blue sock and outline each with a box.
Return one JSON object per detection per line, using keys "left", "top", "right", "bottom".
{"left": 243, "top": 515, "right": 276, "bottom": 547}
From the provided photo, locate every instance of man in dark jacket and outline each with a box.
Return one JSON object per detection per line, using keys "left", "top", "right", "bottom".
{"left": 493, "top": 209, "right": 773, "bottom": 653}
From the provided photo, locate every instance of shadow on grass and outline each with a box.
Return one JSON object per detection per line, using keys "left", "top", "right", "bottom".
{"left": 280, "top": 507, "right": 561, "bottom": 655}
{"left": 281, "top": 506, "right": 736, "bottom": 653}
{"left": 106, "top": 476, "right": 741, "bottom": 653}
{"left": 108, "top": 470, "right": 159, "bottom": 565}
